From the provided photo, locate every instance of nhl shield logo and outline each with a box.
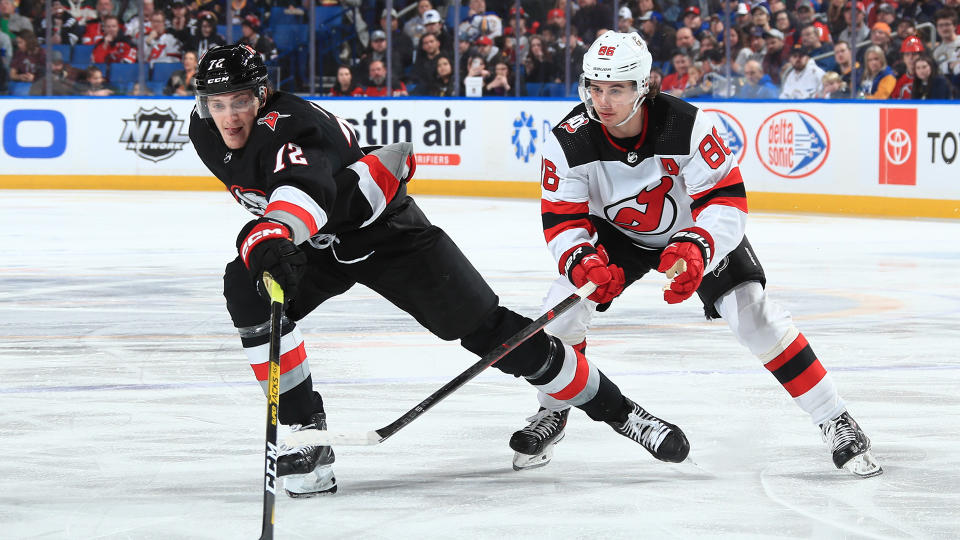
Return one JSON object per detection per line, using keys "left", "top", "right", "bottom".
{"left": 626, "top": 151, "right": 639, "bottom": 164}
{"left": 119, "top": 107, "right": 190, "bottom": 162}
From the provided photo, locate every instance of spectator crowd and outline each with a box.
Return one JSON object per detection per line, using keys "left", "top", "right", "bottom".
{"left": 2, "top": 0, "right": 958, "bottom": 100}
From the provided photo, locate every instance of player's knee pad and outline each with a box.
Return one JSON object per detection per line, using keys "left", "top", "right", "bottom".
{"left": 717, "top": 282, "right": 793, "bottom": 355}
{"left": 460, "top": 306, "right": 550, "bottom": 377}
{"left": 542, "top": 277, "right": 595, "bottom": 345}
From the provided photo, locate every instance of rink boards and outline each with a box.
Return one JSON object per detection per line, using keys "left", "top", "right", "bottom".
{"left": 0, "top": 96, "right": 957, "bottom": 218}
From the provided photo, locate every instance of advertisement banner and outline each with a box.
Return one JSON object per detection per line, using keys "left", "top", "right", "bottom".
{"left": 0, "top": 97, "right": 957, "bottom": 217}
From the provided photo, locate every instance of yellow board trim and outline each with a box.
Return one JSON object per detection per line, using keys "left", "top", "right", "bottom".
{"left": 0, "top": 175, "right": 225, "bottom": 191}
{"left": 2, "top": 175, "right": 958, "bottom": 219}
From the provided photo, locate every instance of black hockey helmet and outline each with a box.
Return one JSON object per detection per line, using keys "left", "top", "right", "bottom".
{"left": 195, "top": 44, "right": 268, "bottom": 118}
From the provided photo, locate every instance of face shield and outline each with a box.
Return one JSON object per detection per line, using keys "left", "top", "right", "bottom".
{"left": 196, "top": 89, "right": 259, "bottom": 119}
{"left": 579, "top": 76, "right": 644, "bottom": 126}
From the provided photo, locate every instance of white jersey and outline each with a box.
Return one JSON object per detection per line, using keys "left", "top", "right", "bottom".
{"left": 540, "top": 96, "right": 747, "bottom": 277}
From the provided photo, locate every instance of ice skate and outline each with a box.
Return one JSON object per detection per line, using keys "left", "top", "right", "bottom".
{"left": 278, "top": 412, "right": 337, "bottom": 497}
{"left": 820, "top": 411, "right": 882, "bottom": 478}
{"left": 509, "top": 407, "right": 569, "bottom": 471}
{"left": 607, "top": 398, "right": 690, "bottom": 463}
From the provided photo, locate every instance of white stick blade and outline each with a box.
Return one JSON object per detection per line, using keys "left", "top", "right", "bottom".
{"left": 282, "top": 429, "right": 381, "bottom": 447}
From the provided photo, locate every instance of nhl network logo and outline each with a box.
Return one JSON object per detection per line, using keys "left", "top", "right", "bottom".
{"left": 119, "top": 107, "right": 190, "bottom": 162}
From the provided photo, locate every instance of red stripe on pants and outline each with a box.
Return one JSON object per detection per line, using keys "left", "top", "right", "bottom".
{"left": 251, "top": 342, "right": 307, "bottom": 381}
{"left": 548, "top": 349, "right": 589, "bottom": 401}
{"left": 782, "top": 360, "right": 827, "bottom": 397}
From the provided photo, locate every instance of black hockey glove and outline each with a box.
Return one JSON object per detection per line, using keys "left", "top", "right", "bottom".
{"left": 236, "top": 218, "right": 307, "bottom": 301}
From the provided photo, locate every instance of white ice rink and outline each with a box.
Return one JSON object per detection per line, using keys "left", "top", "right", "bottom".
{"left": 1, "top": 190, "right": 959, "bottom": 539}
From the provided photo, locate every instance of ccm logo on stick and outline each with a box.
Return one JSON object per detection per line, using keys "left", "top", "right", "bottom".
{"left": 2, "top": 109, "right": 67, "bottom": 159}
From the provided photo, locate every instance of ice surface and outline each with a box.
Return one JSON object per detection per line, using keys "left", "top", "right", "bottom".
{"left": 1, "top": 191, "right": 958, "bottom": 539}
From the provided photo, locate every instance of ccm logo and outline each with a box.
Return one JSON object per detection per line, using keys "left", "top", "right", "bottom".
{"left": 208, "top": 76, "right": 230, "bottom": 84}
{"left": 241, "top": 227, "right": 286, "bottom": 260}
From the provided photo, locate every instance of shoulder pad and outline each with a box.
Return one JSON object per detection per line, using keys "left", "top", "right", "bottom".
{"left": 647, "top": 93, "right": 698, "bottom": 156}
{"left": 550, "top": 103, "right": 601, "bottom": 168}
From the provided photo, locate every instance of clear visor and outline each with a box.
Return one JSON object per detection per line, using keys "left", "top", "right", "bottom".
{"left": 196, "top": 90, "right": 259, "bottom": 119}
{"left": 579, "top": 75, "right": 643, "bottom": 125}
{"left": 584, "top": 79, "right": 640, "bottom": 108}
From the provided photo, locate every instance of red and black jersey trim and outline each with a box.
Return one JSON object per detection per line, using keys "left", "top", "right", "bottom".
{"left": 542, "top": 199, "right": 595, "bottom": 245}
{"left": 689, "top": 167, "right": 748, "bottom": 220}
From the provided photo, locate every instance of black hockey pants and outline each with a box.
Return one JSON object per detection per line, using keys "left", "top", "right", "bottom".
{"left": 223, "top": 197, "right": 560, "bottom": 421}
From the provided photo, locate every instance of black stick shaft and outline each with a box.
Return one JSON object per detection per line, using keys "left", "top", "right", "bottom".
{"left": 259, "top": 276, "right": 284, "bottom": 540}
{"left": 372, "top": 286, "right": 590, "bottom": 443}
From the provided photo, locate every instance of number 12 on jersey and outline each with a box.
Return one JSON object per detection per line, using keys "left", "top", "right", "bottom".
{"left": 274, "top": 143, "right": 309, "bottom": 173}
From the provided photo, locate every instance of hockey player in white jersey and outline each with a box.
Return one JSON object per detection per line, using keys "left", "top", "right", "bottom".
{"left": 509, "top": 31, "right": 882, "bottom": 478}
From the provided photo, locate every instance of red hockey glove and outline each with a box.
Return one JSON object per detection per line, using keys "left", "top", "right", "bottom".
{"left": 237, "top": 218, "right": 307, "bottom": 300}
{"left": 566, "top": 244, "right": 625, "bottom": 304}
{"left": 657, "top": 228, "right": 713, "bottom": 304}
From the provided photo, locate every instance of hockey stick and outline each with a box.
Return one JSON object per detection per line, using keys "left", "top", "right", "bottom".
{"left": 283, "top": 281, "right": 598, "bottom": 447}
{"left": 258, "top": 273, "right": 283, "bottom": 540}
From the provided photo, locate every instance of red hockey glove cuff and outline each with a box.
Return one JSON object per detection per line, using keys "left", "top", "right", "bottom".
{"left": 238, "top": 219, "right": 292, "bottom": 268}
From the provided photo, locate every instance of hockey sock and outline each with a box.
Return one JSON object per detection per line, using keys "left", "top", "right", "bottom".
{"left": 525, "top": 336, "right": 626, "bottom": 422}
{"left": 239, "top": 319, "right": 318, "bottom": 424}
{"left": 761, "top": 327, "right": 845, "bottom": 425}
{"left": 278, "top": 377, "right": 326, "bottom": 426}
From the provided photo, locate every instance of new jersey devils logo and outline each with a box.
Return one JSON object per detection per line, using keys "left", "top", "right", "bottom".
{"left": 603, "top": 176, "right": 678, "bottom": 235}
{"left": 560, "top": 113, "right": 589, "bottom": 134}
{"left": 258, "top": 111, "right": 291, "bottom": 131}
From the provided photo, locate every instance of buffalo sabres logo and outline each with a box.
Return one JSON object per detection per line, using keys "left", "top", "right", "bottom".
{"left": 258, "top": 111, "right": 291, "bottom": 131}
{"left": 230, "top": 185, "right": 267, "bottom": 215}
{"left": 626, "top": 151, "right": 638, "bottom": 163}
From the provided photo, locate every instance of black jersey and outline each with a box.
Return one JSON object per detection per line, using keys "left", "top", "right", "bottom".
{"left": 190, "top": 91, "right": 407, "bottom": 245}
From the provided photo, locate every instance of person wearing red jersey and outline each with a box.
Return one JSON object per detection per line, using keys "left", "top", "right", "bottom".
{"left": 90, "top": 15, "right": 136, "bottom": 64}
{"left": 508, "top": 31, "right": 882, "bottom": 479}
{"left": 189, "top": 44, "right": 690, "bottom": 497}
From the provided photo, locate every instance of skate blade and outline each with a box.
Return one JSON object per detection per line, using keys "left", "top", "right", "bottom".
{"left": 512, "top": 451, "right": 553, "bottom": 471}
{"left": 285, "top": 483, "right": 337, "bottom": 498}
{"left": 283, "top": 468, "right": 338, "bottom": 497}
{"left": 511, "top": 432, "right": 563, "bottom": 471}
{"left": 842, "top": 450, "right": 883, "bottom": 478}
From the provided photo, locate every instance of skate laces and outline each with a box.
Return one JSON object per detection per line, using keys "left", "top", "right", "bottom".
{"left": 821, "top": 416, "right": 857, "bottom": 452}
{"left": 620, "top": 410, "right": 670, "bottom": 451}
{"left": 521, "top": 409, "right": 564, "bottom": 440}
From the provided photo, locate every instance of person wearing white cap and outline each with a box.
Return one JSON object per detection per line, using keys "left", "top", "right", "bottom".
{"left": 421, "top": 8, "right": 454, "bottom": 55}
{"left": 617, "top": 6, "right": 639, "bottom": 34}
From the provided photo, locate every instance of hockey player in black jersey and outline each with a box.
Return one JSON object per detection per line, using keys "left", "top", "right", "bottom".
{"left": 509, "top": 32, "right": 882, "bottom": 478}
{"left": 189, "top": 44, "right": 690, "bottom": 497}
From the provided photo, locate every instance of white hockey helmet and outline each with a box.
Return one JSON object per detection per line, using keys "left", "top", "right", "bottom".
{"left": 578, "top": 31, "right": 653, "bottom": 126}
